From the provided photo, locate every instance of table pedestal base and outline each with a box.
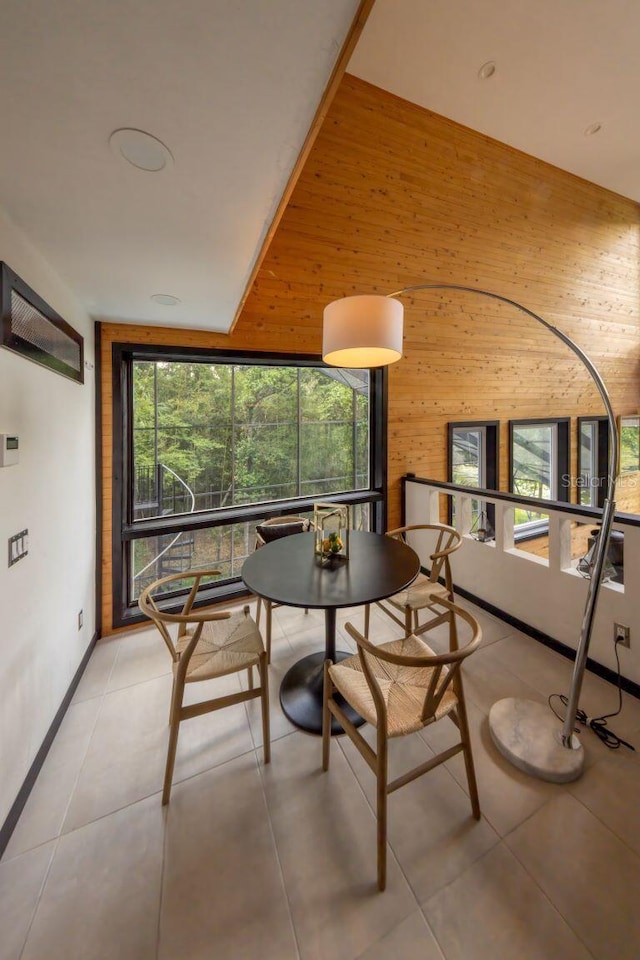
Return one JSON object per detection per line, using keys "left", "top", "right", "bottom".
{"left": 280, "top": 650, "right": 365, "bottom": 735}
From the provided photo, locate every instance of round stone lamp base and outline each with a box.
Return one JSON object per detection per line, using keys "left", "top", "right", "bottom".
{"left": 489, "top": 698, "right": 585, "bottom": 783}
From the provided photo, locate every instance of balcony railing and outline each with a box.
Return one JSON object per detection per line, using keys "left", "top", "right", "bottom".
{"left": 402, "top": 474, "right": 640, "bottom": 690}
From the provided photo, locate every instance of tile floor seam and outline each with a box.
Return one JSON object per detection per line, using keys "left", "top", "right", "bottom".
{"left": 349, "top": 910, "right": 446, "bottom": 960}
{"left": 414, "top": 903, "right": 451, "bottom": 960}
{"left": 16, "top": 837, "right": 60, "bottom": 960}
{"left": 417, "top": 732, "right": 506, "bottom": 849}
{"left": 565, "top": 775, "right": 640, "bottom": 861}
{"left": 336, "top": 725, "right": 505, "bottom": 910}
{"left": 57, "top": 742, "right": 261, "bottom": 842}
{"left": 106, "top": 637, "right": 124, "bottom": 683}
{"left": 50, "top": 692, "right": 107, "bottom": 850}
{"left": 465, "top": 650, "right": 546, "bottom": 712}
{"left": 334, "top": 736, "right": 424, "bottom": 916}
{"left": 418, "top": 838, "right": 599, "bottom": 960}
{"left": 501, "top": 797, "right": 604, "bottom": 960}
{"left": 418, "top": 722, "right": 543, "bottom": 841}
{"left": 253, "top": 745, "right": 303, "bottom": 960}
{"left": 104, "top": 669, "right": 172, "bottom": 696}
{"left": 3, "top": 691, "right": 108, "bottom": 864}
{"left": 397, "top": 784, "right": 500, "bottom": 960}
{"left": 568, "top": 757, "right": 640, "bottom": 860}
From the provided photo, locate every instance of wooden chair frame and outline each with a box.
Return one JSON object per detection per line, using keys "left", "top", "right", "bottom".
{"left": 139, "top": 568, "right": 270, "bottom": 805}
{"left": 364, "top": 524, "right": 463, "bottom": 639}
{"left": 323, "top": 597, "right": 481, "bottom": 891}
{"left": 254, "top": 516, "right": 312, "bottom": 662}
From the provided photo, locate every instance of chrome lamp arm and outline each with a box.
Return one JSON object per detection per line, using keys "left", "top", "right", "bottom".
{"left": 389, "top": 283, "right": 619, "bottom": 754}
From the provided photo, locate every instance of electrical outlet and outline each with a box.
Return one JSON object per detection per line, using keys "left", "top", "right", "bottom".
{"left": 614, "top": 623, "right": 630, "bottom": 648}
{"left": 78, "top": 609, "right": 83, "bottom": 630}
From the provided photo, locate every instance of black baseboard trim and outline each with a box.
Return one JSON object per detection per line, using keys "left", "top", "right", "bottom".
{"left": 449, "top": 578, "right": 640, "bottom": 701}
{"left": 0, "top": 630, "right": 100, "bottom": 858}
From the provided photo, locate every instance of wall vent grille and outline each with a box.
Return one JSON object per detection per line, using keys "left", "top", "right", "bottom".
{"left": 1, "top": 262, "right": 84, "bottom": 383}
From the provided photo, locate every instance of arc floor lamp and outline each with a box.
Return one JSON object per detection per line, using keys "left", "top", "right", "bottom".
{"left": 323, "top": 283, "right": 619, "bottom": 783}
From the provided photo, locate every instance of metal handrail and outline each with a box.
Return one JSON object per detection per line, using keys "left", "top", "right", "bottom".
{"left": 133, "top": 463, "right": 196, "bottom": 581}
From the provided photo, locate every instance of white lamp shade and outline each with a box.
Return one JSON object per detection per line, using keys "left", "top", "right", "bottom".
{"left": 322, "top": 295, "right": 404, "bottom": 367}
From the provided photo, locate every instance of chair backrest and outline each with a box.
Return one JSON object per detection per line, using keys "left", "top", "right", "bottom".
{"left": 345, "top": 598, "right": 481, "bottom": 726}
{"left": 387, "top": 523, "right": 462, "bottom": 586}
{"left": 255, "top": 515, "right": 312, "bottom": 549}
{"left": 138, "top": 568, "right": 229, "bottom": 661}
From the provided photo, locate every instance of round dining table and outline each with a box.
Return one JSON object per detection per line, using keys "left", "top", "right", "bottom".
{"left": 241, "top": 529, "right": 420, "bottom": 734}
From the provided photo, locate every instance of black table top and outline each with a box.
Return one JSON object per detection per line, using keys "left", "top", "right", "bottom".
{"left": 242, "top": 530, "right": 420, "bottom": 611}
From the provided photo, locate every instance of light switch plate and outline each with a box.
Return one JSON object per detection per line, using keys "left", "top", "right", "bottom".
{"left": 8, "top": 529, "right": 28, "bottom": 567}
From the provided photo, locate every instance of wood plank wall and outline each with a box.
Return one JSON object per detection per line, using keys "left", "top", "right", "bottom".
{"left": 99, "top": 74, "right": 640, "bottom": 634}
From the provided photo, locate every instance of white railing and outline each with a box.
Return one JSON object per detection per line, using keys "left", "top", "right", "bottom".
{"left": 404, "top": 477, "right": 640, "bottom": 687}
{"left": 133, "top": 463, "right": 196, "bottom": 582}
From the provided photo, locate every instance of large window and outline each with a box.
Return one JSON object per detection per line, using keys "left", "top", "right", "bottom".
{"left": 510, "top": 418, "right": 569, "bottom": 536}
{"left": 112, "top": 347, "right": 386, "bottom": 624}
{"left": 620, "top": 416, "right": 639, "bottom": 474}
{"left": 578, "top": 416, "right": 609, "bottom": 508}
{"left": 448, "top": 421, "right": 498, "bottom": 534}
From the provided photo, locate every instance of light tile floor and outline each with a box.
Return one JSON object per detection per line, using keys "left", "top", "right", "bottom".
{"left": 3, "top": 600, "right": 640, "bottom": 960}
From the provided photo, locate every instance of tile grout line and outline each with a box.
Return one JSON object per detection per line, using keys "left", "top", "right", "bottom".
{"left": 53, "top": 690, "right": 108, "bottom": 846}
{"left": 72, "top": 634, "right": 123, "bottom": 706}
{"left": 17, "top": 836, "right": 61, "bottom": 960}
{"left": 54, "top": 743, "right": 260, "bottom": 846}
{"left": 252, "top": 739, "right": 303, "bottom": 960}
{"left": 500, "top": 795, "right": 600, "bottom": 960}
{"left": 3, "top": 690, "right": 108, "bottom": 865}
{"left": 335, "top": 727, "right": 505, "bottom": 960}
{"left": 565, "top": 763, "right": 640, "bottom": 858}
{"left": 334, "top": 736, "right": 423, "bottom": 911}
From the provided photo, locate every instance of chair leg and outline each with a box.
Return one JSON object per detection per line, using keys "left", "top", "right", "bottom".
{"left": 256, "top": 595, "right": 262, "bottom": 628}
{"left": 163, "top": 674, "right": 184, "bottom": 806}
{"left": 322, "top": 660, "right": 332, "bottom": 771}
{"left": 376, "top": 726, "right": 388, "bottom": 891}
{"left": 364, "top": 604, "right": 370, "bottom": 639}
{"left": 247, "top": 665, "right": 254, "bottom": 690}
{"left": 168, "top": 668, "right": 178, "bottom": 725}
{"left": 266, "top": 601, "right": 273, "bottom": 664}
{"left": 259, "top": 652, "right": 271, "bottom": 765}
{"left": 405, "top": 606, "right": 412, "bottom": 638}
{"left": 456, "top": 697, "right": 480, "bottom": 820}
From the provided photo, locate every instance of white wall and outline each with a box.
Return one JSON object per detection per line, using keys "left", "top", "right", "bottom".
{"left": 0, "top": 208, "right": 95, "bottom": 826}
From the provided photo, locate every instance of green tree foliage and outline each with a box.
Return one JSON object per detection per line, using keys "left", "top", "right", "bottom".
{"left": 132, "top": 361, "right": 369, "bottom": 517}
{"left": 620, "top": 421, "right": 639, "bottom": 474}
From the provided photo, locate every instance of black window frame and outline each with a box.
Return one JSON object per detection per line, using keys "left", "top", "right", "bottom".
{"left": 509, "top": 416, "right": 570, "bottom": 541}
{"left": 447, "top": 420, "right": 499, "bottom": 532}
{"left": 111, "top": 342, "right": 387, "bottom": 626}
{"left": 577, "top": 416, "right": 609, "bottom": 508}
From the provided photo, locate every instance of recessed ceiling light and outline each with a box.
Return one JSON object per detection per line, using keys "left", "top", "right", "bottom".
{"left": 151, "top": 294, "right": 181, "bottom": 306}
{"left": 478, "top": 61, "right": 496, "bottom": 80}
{"left": 110, "top": 128, "right": 174, "bottom": 172}
{"left": 584, "top": 122, "right": 603, "bottom": 136}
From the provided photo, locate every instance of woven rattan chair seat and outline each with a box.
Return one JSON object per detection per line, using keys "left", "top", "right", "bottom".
{"left": 385, "top": 572, "right": 449, "bottom": 612}
{"left": 329, "top": 635, "right": 456, "bottom": 737}
{"left": 180, "top": 611, "right": 263, "bottom": 681}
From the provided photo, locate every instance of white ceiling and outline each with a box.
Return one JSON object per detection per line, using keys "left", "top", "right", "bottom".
{"left": 349, "top": 0, "right": 640, "bottom": 204}
{"left": 0, "top": 0, "right": 359, "bottom": 331}
{"left": 1, "top": 0, "right": 639, "bottom": 335}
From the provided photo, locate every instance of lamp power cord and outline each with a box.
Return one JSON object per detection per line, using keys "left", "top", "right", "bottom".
{"left": 548, "top": 638, "right": 635, "bottom": 751}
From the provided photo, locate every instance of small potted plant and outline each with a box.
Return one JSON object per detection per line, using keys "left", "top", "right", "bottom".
{"left": 322, "top": 531, "right": 344, "bottom": 558}
{"left": 314, "top": 502, "right": 349, "bottom": 565}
